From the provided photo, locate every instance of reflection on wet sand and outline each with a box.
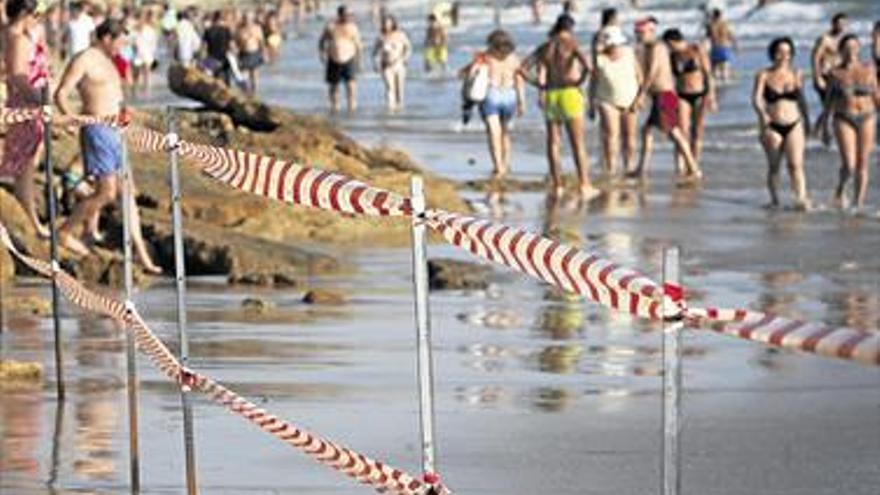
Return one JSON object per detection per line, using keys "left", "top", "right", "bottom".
{"left": 73, "top": 393, "right": 118, "bottom": 481}
{"left": 0, "top": 388, "right": 42, "bottom": 476}
{"left": 823, "top": 289, "right": 880, "bottom": 332}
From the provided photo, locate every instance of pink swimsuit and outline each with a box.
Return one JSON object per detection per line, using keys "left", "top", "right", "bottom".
{"left": 1, "top": 33, "right": 49, "bottom": 178}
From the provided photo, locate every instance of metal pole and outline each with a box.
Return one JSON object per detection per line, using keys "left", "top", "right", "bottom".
{"left": 41, "top": 87, "right": 65, "bottom": 400}
{"left": 661, "top": 246, "right": 683, "bottom": 495}
{"left": 120, "top": 135, "right": 141, "bottom": 494}
{"left": 409, "top": 176, "right": 438, "bottom": 477}
{"left": 168, "top": 107, "right": 199, "bottom": 495}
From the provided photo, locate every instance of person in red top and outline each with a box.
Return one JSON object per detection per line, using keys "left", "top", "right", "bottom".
{"left": 1, "top": 0, "right": 51, "bottom": 237}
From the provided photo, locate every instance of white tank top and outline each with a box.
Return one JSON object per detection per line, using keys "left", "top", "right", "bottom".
{"left": 595, "top": 47, "right": 640, "bottom": 109}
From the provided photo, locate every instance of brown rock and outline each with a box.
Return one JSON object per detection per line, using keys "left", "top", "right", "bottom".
{"left": 167, "top": 64, "right": 280, "bottom": 132}
{"left": 302, "top": 289, "right": 347, "bottom": 305}
{"left": 4, "top": 294, "right": 52, "bottom": 316}
{"left": 0, "top": 360, "right": 43, "bottom": 383}
{"left": 241, "top": 297, "right": 275, "bottom": 313}
{"left": 428, "top": 258, "right": 492, "bottom": 290}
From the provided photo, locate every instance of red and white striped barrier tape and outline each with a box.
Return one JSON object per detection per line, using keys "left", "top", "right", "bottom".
{"left": 0, "top": 222, "right": 451, "bottom": 495}
{"left": 126, "top": 126, "right": 414, "bottom": 217}
{"left": 424, "top": 210, "right": 681, "bottom": 321}
{"left": 685, "top": 307, "right": 880, "bottom": 366}
{"left": 7, "top": 109, "right": 877, "bottom": 367}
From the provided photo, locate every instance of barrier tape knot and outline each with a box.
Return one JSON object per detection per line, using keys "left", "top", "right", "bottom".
{"left": 164, "top": 132, "right": 181, "bottom": 151}
{"left": 41, "top": 105, "right": 53, "bottom": 123}
{"left": 179, "top": 366, "right": 198, "bottom": 392}
{"left": 662, "top": 282, "right": 686, "bottom": 323}
{"left": 50, "top": 259, "right": 61, "bottom": 274}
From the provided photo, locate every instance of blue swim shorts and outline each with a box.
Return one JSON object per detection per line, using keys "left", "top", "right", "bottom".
{"left": 80, "top": 124, "right": 123, "bottom": 179}
{"left": 710, "top": 45, "right": 733, "bottom": 65}
{"left": 479, "top": 87, "right": 518, "bottom": 122}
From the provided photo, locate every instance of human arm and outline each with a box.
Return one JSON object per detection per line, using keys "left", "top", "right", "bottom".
{"left": 317, "top": 24, "right": 330, "bottom": 62}
{"left": 699, "top": 45, "right": 717, "bottom": 111}
{"left": 795, "top": 70, "right": 811, "bottom": 135}
{"left": 631, "top": 44, "right": 658, "bottom": 111}
{"left": 810, "top": 37, "right": 825, "bottom": 89}
{"left": 514, "top": 56, "right": 526, "bottom": 116}
{"left": 53, "top": 52, "right": 86, "bottom": 116}
{"left": 751, "top": 70, "right": 769, "bottom": 127}
{"left": 573, "top": 47, "right": 591, "bottom": 87}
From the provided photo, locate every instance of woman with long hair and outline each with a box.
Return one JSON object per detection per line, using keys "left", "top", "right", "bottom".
{"left": 751, "top": 37, "right": 811, "bottom": 209}
{"left": 461, "top": 29, "right": 524, "bottom": 180}
{"left": 818, "top": 34, "right": 879, "bottom": 211}
{"left": 372, "top": 14, "right": 411, "bottom": 111}
{"left": 663, "top": 28, "right": 715, "bottom": 169}
{"left": 1, "top": 0, "right": 50, "bottom": 236}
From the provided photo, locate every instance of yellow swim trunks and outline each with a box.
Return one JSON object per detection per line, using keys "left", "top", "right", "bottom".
{"left": 425, "top": 46, "right": 448, "bottom": 66}
{"left": 544, "top": 87, "right": 585, "bottom": 122}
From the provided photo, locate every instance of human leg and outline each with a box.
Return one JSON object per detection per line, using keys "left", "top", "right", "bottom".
{"left": 545, "top": 120, "right": 563, "bottom": 196}
{"left": 621, "top": 109, "right": 638, "bottom": 174}
{"left": 483, "top": 115, "right": 506, "bottom": 178}
{"left": 782, "top": 122, "right": 809, "bottom": 208}
{"left": 761, "top": 127, "right": 784, "bottom": 207}
{"left": 833, "top": 117, "right": 858, "bottom": 208}
{"left": 598, "top": 102, "right": 621, "bottom": 176}
{"left": 565, "top": 116, "right": 597, "bottom": 199}
{"left": 854, "top": 115, "right": 876, "bottom": 209}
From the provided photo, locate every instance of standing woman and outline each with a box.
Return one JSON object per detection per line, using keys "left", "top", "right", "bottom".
{"left": 372, "top": 15, "right": 411, "bottom": 111}
{"left": 590, "top": 26, "right": 641, "bottom": 177}
{"left": 132, "top": 9, "right": 158, "bottom": 92}
{"left": 751, "top": 37, "right": 811, "bottom": 210}
{"left": 818, "top": 34, "right": 879, "bottom": 211}
{"left": 461, "top": 29, "right": 524, "bottom": 180}
{"left": 2, "top": 0, "right": 50, "bottom": 237}
{"left": 663, "top": 28, "right": 715, "bottom": 167}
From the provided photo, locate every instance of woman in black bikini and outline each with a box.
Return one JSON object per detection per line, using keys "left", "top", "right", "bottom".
{"left": 663, "top": 29, "right": 715, "bottom": 171}
{"left": 752, "top": 37, "right": 811, "bottom": 210}
{"left": 818, "top": 34, "right": 879, "bottom": 211}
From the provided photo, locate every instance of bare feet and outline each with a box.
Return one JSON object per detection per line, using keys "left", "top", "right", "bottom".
{"left": 59, "top": 232, "right": 91, "bottom": 257}
{"left": 578, "top": 184, "right": 601, "bottom": 202}
{"left": 141, "top": 262, "right": 163, "bottom": 276}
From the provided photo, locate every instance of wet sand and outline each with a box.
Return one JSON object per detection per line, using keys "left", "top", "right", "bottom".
{"left": 2, "top": 0, "right": 880, "bottom": 493}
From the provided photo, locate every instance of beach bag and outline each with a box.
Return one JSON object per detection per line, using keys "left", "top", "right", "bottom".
{"left": 464, "top": 61, "right": 489, "bottom": 102}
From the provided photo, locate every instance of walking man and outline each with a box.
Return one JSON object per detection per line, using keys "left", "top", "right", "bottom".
{"left": 319, "top": 5, "right": 362, "bottom": 113}
{"left": 54, "top": 19, "right": 161, "bottom": 273}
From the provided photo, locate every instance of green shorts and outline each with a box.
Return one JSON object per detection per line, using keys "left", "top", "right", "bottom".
{"left": 544, "top": 87, "right": 585, "bottom": 122}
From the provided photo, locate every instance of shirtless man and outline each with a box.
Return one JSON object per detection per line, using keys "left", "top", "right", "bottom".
{"left": 319, "top": 5, "right": 362, "bottom": 112}
{"left": 520, "top": 15, "right": 597, "bottom": 199}
{"left": 706, "top": 8, "right": 736, "bottom": 81}
{"left": 54, "top": 19, "right": 161, "bottom": 273}
{"left": 630, "top": 17, "right": 701, "bottom": 183}
{"left": 811, "top": 12, "right": 848, "bottom": 109}
{"left": 237, "top": 12, "right": 266, "bottom": 94}
{"left": 424, "top": 13, "right": 448, "bottom": 73}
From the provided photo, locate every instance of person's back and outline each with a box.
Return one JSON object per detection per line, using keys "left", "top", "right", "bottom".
{"left": 204, "top": 20, "right": 231, "bottom": 61}
{"left": 595, "top": 45, "right": 638, "bottom": 108}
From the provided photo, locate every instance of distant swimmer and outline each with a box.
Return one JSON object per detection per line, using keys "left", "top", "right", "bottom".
{"left": 816, "top": 34, "right": 878, "bottom": 211}
{"left": 811, "top": 12, "right": 848, "bottom": 109}
{"left": 519, "top": 15, "right": 597, "bottom": 200}
{"left": 319, "top": 5, "right": 363, "bottom": 113}
{"left": 706, "top": 8, "right": 736, "bottom": 82}
{"left": 530, "top": 0, "right": 543, "bottom": 25}
{"left": 630, "top": 17, "right": 702, "bottom": 184}
{"left": 460, "top": 29, "right": 524, "bottom": 180}
{"left": 372, "top": 14, "right": 411, "bottom": 111}
{"left": 589, "top": 26, "right": 641, "bottom": 177}
{"left": 663, "top": 28, "right": 716, "bottom": 166}
{"left": 751, "top": 37, "right": 811, "bottom": 210}
{"left": 424, "top": 13, "right": 448, "bottom": 73}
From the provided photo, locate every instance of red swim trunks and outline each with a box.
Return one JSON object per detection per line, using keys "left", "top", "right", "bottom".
{"left": 648, "top": 90, "right": 680, "bottom": 133}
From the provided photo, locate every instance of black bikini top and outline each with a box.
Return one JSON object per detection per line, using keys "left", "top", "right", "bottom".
{"left": 671, "top": 52, "right": 700, "bottom": 77}
{"left": 763, "top": 84, "right": 800, "bottom": 104}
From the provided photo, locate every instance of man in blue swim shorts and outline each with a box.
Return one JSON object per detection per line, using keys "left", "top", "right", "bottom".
{"left": 53, "top": 19, "right": 162, "bottom": 273}
{"left": 707, "top": 8, "right": 737, "bottom": 81}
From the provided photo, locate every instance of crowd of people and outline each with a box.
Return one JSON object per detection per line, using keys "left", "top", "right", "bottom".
{"left": 0, "top": 0, "right": 314, "bottom": 270}
{"left": 0, "top": 0, "right": 879, "bottom": 274}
